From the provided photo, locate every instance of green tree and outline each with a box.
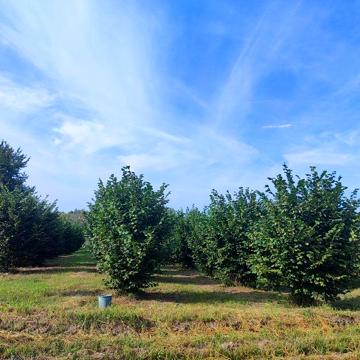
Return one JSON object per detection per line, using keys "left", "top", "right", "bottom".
{"left": 250, "top": 165, "right": 360, "bottom": 304}
{"left": 166, "top": 209, "right": 194, "bottom": 268}
{"left": 185, "top": 207, "right": 212, "bottom": 275}
{"left": 62, "top": 209, "right": 87, "bottom": 227}
{"left": 58, "top": 215, "right": 85, "bottom": 255}
{"left": 0, "top": 186, "right": 57, "bottom": 269}
{"left": 0, "top": 141, "right": 84, "bottom": 271}
{"left": 206, "top": 188, "right": 260, "bottom": 285}
{"left": 0, "top": 140, "right": 29, "bottom": 190}
{"left": 86, "top": 166, "right": 169, "bottom": 292}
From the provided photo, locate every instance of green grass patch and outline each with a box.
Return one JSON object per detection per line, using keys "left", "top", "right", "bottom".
{"left": 0, "top": 247, "right": 359, "bottom": 359}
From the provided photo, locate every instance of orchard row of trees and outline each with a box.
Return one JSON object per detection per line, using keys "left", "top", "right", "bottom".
{"left": 87, "top": 166, "right": 360, "bottom": 305}
{"left": 0, "top": 141, "right": 84, "bottom": 271}
{"left": 167, "top": 168, "right": 360, "bottom": 304}
{"left": 1, "top": 140, "right": 359, "bottom": 305}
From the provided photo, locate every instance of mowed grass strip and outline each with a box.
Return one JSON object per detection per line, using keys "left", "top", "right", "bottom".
{"left": 0, "top": 248, "right": 359, "bottom": 359}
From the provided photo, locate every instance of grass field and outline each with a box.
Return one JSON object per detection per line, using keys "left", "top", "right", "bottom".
{"left": 0, "top": 248, "right": 359, "bottom": 359}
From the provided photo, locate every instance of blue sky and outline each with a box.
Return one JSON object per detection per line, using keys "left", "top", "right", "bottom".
{"left": 0, "top": 0, "right": 360, "bottom": 210}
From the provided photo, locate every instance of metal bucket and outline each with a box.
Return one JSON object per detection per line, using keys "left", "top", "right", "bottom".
{"left": 98, "top": 294, "right": 112, "bottom": 308}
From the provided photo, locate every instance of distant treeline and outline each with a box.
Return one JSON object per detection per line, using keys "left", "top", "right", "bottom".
{"left": 0, "top": 141, "right": 84, "bottom": 271}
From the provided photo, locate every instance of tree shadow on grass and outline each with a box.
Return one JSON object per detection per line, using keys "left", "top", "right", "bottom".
{"left": 159, "top": 268, "right": 200, "bottom": 276}
{"left": 141, "top": 289, "right": 288, "bottom": 305}
{"left": 332, "top": 296, "right": 360, "bottom": 311}
{"left": 15, "top": 266, "right": 98, "bottom": 275}
{"left": 331, "top": 278, "right": 360, "bottom": 311}
{"left": 149, "top": 267, "right": 289, "bottom": 305}
{"left": 51, "top": 262, "right": 96, "bottom": 267}
{"left": 57, "top": 289, "right": 102, "bottom": 297}
{"left": 153, "top": 275, "right": 218, "bottom": 286}
{"left": 155, "top": 268, "right": 220, "bottom": 286}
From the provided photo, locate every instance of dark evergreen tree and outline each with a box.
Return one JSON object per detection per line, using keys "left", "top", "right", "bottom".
{"left": 0, "top": 140, "right": 29, "bottom": 191}
{"left": 58, "top": 215, "right": 85, "bottom": 255}
{"left": 0, "top": 140, "right": 84, "bottom": 271}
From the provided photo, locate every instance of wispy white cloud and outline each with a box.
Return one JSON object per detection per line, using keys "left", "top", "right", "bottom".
{"left": 262, "top": 123, "right": 293, "bottom": 129}
{"left": 283, "top": 127, "right": 360, "bottom": 168}
{"left": 0, "top": 0, "right": 263, "bottom": 209}
{"left": 212, "top": 1, "right": 304, "bottom": 127}
{"left": 119, "top": 143, "right": 198, "bottom": 172}
{"left": 172, "top": 80, "right": 210, "bottom": 110}
{"left": 1, "top": 0, "right": 360, "bottom": 210}
{"left": 212, "top": 11, "right": 266, "bottom": 125}
{"left": 284, "top": 148, "right": 354, "bottom": 166}
{"left": 0, "top": 0, "right": 170, "bottom": 148}
{"left": 119, "top": 127, "right": 258, "bottom": 172}
{"left": 0, "top": 74, "right": 53, "bottom": 111}
{"left": 334, "top": 129, "right": 360, "bottom": 146}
